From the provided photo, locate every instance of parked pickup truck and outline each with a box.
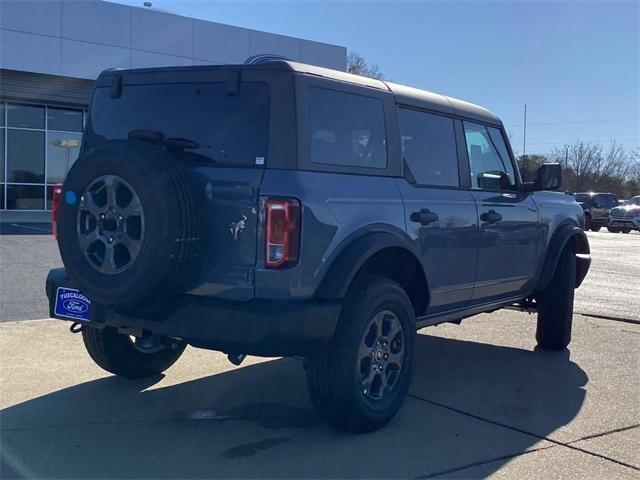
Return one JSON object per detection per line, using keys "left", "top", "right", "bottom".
{"left": 573, "top": 192, "right": 618, "bottom": 231}
{"left": 46, "top": 61, "right": 591, "bottom": 433}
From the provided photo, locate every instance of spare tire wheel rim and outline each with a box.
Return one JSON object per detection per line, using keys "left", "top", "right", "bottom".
{"left": 76, "top": 174, "right": 145, "bottom": 275}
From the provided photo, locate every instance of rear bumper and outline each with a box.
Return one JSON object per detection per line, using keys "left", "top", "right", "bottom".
{"left": 46, "top": 268, "right": 341, "bottom": 357}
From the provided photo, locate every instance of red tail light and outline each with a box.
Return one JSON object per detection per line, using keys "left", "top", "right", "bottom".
{"left": 51, "top": 184, "right": 63, "bottom": 240}
{"left": 265, "top": 198, "right": 300, "bottom": 268}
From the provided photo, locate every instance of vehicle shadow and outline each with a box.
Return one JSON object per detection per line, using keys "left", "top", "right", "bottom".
{"left": 1, "top": 334, "right": 587, "bottom": 479}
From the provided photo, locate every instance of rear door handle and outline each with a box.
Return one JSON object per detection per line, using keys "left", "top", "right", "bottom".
{"left": 410, "top": 208, "right": 439, "bottom": 225}
{"left": 480, "top": 210, "right": 503, "bottom": 224}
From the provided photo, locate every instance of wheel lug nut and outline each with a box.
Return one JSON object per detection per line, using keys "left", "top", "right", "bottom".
{"left": 384, "top": 354, "right": 388, "bottom": 360}
{"left": 108, "top": 237, "right": 113, "bottom": 243}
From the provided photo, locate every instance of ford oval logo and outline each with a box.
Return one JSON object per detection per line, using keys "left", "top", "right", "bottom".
{"left": 62, "top": 298, "right": 89, "bottom": 314}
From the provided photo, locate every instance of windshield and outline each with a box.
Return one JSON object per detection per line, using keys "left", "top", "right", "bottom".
{"left": 88, "top": 82, "right": 270, "bottom": 167}
{"left": 630, "top": 196, "right": 640, "bottom": 206}
{"left": 573, "top": 193, "right": 594, "bottom": 204}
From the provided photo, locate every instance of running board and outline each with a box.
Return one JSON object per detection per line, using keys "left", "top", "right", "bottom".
{"left": 416, "top": 296, "right": 526, "bottom": 329}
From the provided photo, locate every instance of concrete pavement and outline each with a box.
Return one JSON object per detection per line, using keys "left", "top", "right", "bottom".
{"left": 1, "top": 311, "right": 638, "bottom": 479}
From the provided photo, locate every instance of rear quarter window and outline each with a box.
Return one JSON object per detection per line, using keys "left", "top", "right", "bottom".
{"left": 308, "top": 87, "right": 387, "bottom": 169}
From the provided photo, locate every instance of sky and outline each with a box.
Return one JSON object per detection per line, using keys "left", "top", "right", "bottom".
{"left": 115, "top": 0, "right": 639, "bottom": 157}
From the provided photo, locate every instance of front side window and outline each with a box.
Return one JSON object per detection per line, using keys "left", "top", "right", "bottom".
{"left": 399, "top": 108, "right": 458, "bottom": 187}
{"left": 464, "top": 122, "right": 515, "bottom": 189}
{"left": 308, "top": 87, "right": 387, "bottom": 169}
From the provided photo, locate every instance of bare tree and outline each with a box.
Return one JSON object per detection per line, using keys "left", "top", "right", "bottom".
{"left": 347, "top": 51, "right": 385, "bottom": 80}
{"left": 551, "top": 140, "right": 639, "bottom": 196}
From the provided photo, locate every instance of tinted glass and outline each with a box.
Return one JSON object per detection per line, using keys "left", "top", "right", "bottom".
{"left": 47, "top": 132, "right": 82, "bottom": 183}
{"left": 90, "top": 83, "right": 270, "bottom": 167}
{"left": 6, "top": 184, "right": 44, "bottom": 210}
{"left": 574, "top": 193, "right": 592, "bottom": 204}
{"left": 631, "top": 196, "right": 640, "bottom": 206}
{"left": 7, "top": 130, "right": 45, "bottom": 183}
{"left": 308, "top": 87, "right": 387, "bottom": 169}
{"left": 7, "top": 104, "right": 45, "bottom": 129}
{"left": 48, "top": 107, "right": 83, "bottom": 132}
{"left": 0, "top": 103, "right": 5, "bottom": 126}
{"left": 0, "top": 185, "right": 4, "bottom": 210}
{"left": 0, "top": 129, "right": 4, "bottom": 183}
{"left": 399, "top": 109, "right": 458, "bottom": 186}
{"left": 464, "top": 122, "right": 515, "bottom": 189}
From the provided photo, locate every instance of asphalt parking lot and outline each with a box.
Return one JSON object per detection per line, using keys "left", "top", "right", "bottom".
{"left": 0, "top": 226, "right": 639, "bottom": 478}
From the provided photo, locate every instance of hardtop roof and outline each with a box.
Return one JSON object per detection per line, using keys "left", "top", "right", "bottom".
{"left": 98, "top": 60, "right": 502, "bottom": 126}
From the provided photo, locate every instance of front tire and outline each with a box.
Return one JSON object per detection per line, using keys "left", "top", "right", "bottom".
{"left": 590, "top": 225, "right": 601, "bottom": 232}
{"left": 82, "top": 326, "right": 186, "bottom": 379}
{"left": 306, "top": 275, "right": 415, "bottom": 433}
{"left": 607, "top": 226, "right": 620, "bottom": 233}
{"left": 584, "top": 214, "right": 592, "bottom": 230}
{"left": 536, "top": 248, "right": 576, "bottom": 350}
{"left": 621, "top": 228, "right": 631, "bottom": 234}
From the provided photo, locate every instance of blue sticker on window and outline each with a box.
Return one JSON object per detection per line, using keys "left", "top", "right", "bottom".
{"left": 64, "top": 191, "right": 77, "bottom": 205}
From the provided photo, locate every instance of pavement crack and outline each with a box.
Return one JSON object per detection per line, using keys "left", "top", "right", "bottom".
{"left": 577, "top": 312, "right": 640, "bottom": 325}
{"left": 415, "top": 444, "right": 557, "bottom": 479}
{"left": 567, "top": 424, "right": 640, "bottom": 444}
{"left": 407, "top": 393, "right": 640, "bottom": 472}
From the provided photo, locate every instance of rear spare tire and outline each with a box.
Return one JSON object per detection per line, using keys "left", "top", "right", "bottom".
{"left": 57, "top": 141, "right": 198, "bottom": 307}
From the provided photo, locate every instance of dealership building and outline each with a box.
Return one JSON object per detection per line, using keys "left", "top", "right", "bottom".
{"left": 0, "top": 0, "right": 346, "bottom": 211}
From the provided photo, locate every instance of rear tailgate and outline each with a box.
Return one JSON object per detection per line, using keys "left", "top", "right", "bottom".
{"left": 87, "top": 66, "right": 296, "bottom": 300}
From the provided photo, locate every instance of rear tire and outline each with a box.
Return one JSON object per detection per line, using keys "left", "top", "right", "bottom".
{"left": 584, "top": 214, "right": 592, "bottom": 230}
{"left": 589, "top": 225, "right": 601, "bottom": 232}
{"left": 82, "top": 326, "right": 186, "bottom": 379}
{"left": 607, "top": 226, "right": 620, "bottom": 233}
{"left": 536, "top": 248, "right": 576, "bottom": 350}
{"left": 306, "top": 275, "right": 415, "bottom": 433}
{"left": 621, "top": 228, "right": 631, "bottom": 234}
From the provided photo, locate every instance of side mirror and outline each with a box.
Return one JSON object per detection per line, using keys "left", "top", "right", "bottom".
{"left": 522, "top": 163, "right": 562, "bottom": 192}
{"left": 477, "top": 171, "right": 512, "bottom": 190}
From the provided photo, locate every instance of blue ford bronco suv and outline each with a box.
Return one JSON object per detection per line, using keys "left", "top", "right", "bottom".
{"left": 46, "top": 61, "right": 591, "bottom": 432}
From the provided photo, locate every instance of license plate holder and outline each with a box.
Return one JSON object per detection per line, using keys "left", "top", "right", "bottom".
{"left": 54, "top": 287, "right": 91, "bottom": 321}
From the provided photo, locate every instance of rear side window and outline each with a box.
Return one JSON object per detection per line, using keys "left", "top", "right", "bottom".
{"left": 89, "top": 82, "right": 270, "bottom": 167}
{"left": 464, "top": 122, "right": 516, "bottom": 189}
{"left": 399, "top": 108, "right": 459, "bottom": 187}
{"left": 308, "top": 87, "right": 387, "bottom": 169}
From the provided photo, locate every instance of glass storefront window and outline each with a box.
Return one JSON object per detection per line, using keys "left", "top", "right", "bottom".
{"left": 7, "top": 104, "right": 45, "bottom": 129}
{"left": 0, "top": 129, "right": 5, "bottom": 183}
{"left": 6, "top": 184, "right": 45, "bottom": 210}
{"left": 47, "top": 132, "right": 82, "bottom": 183}
{"left": 7, "top": 130, "right": 45, "bottom": 183}
{"left": 48, "top": 107, "right": 83, "bottom": 132}
{"left": 2, "top": 102, "right": 84, "bottom": 210}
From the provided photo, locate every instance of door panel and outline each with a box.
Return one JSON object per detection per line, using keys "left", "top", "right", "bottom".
{"left": 396, "top": 182, "right": 478, "bottom": 310}
{"left": 471, "top": 191, "right": 539, "bottom": 299}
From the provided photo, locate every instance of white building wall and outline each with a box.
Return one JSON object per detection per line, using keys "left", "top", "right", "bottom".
{"left": 0, "top": 0, "right": 347, "bottom": 80}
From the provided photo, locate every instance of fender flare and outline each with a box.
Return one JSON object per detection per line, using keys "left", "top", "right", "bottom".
{"left": 536, "top": 222, "right": 590, "bottom": 291}
{"left": 314, "top": 230, "right": 429, "bottom": 301}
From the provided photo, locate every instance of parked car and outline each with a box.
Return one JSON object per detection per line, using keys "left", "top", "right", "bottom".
{"left": 573, "top": 192, "right": 619, "bottom": 231}
{"left": 608, "top": 195, "right": 640, "bottom": 233}
{"left": 46, "top": 61, "right": 591, "bottom": 433}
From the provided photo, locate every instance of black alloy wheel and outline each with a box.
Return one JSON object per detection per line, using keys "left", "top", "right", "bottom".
{"left": 77, "top": 174, "right": 145, "bottom": 275}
